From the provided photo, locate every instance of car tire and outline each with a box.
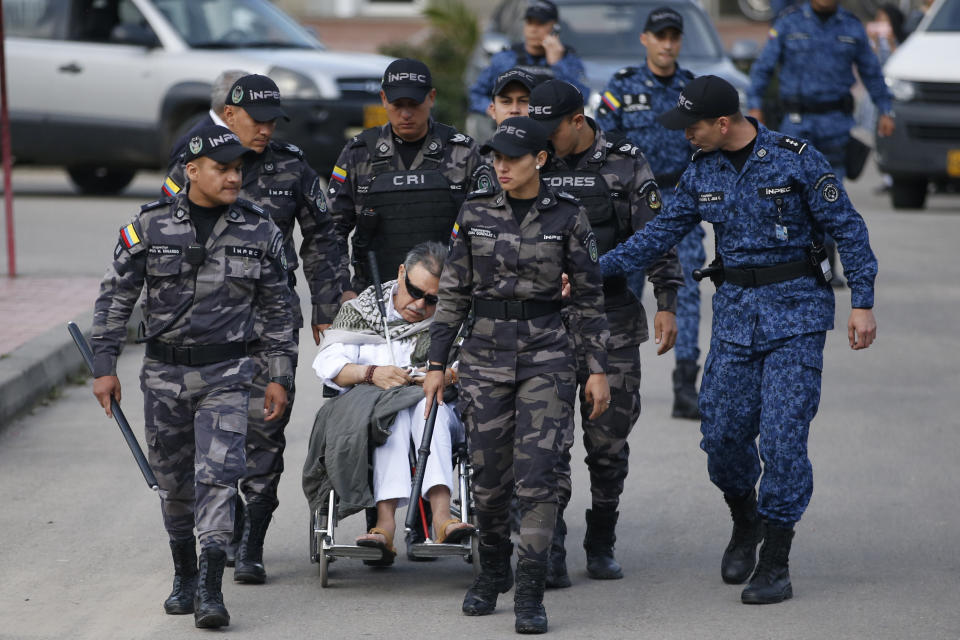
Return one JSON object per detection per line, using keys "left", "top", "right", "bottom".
{"left": 67, "top": 167, "right": 137, "bottom": 195}
{"left": 890, "top": 177, "right": 928, "bottom": 210}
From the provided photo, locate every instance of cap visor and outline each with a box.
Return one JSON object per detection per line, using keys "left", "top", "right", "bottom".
{"left": 650, "top": 20, "right": 683, "bottom": 34}
{"left": 243, "top": 104, "right": 290, "bottom": 122}
{"left": 525, "top": 10, "right": 556, "bottom": 21}
{"left": 206, "top": 145, "right": 253, "bottom": 164}
{"left": 494, "top": 79, "right": 534, "bottom": 97}
{"left": 531, "top": 116, "right": 564, "bottom": 134}
{"left": 657, "top": 108, "right": 702, "bottom": 130}
{"left": 479, "top": 138, "right": 535, "bottom": 157}
{"left": 383, "top": 86, "right": 430, "bottom": 104}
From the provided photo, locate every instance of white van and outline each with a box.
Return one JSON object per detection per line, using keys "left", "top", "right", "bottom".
{"left": 4, "top": 0, "right": 392, "bottom": 193}
{"left": 878, "top": 0, "right": 960, "bottom": 209}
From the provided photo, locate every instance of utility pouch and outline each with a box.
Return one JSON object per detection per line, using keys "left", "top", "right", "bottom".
{"left": 807, "top": 243, "right": 832, "bottom": 286}
{"left": 185, "top": 244, "right": 206, "bottom": 267}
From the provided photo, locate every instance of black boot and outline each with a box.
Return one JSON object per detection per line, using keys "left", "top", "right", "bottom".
{"left": 225, "top": 494, "right": 245, "bottom": 567}
{"left": 584, "top": 507, "right": 623, "bottom": 580}
{"left": 194, "top": 547, "right": 230, "bottom": 628}
{"left": 234, "top": 501, "right": 272, "bottom": 584}
{"left": 545, "top": 509, "right": 571, "bottom": 589}
{"left": 163, "top": 537, "right": 198, "bottom": 615}
{"left": 741, "top": 522, "right": 795, "bottom": 604}
{"left": 721, "top": 490, "right": 763, "bottom": 584}
{"left": 514, "top": 559, "right": 548, "bottom": 634}
{"left": 672, "top": 359, "right": 701, "bottom": 420}
{"left": 462, "top": 541, "right": 514, "bottom": 616}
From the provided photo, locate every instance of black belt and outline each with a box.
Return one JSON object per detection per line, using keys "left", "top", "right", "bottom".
{"left": 782, "top": 95, "right": 853, "bottom": 115}
{"left": 472, "top": 298, "right": 561, "bottom": 320}
{"left": 724, "top": 260, "right": 815, "bottom": 287}
{"left": 655, "top": 172, "right": 683, "bottom": 189}
{"left": 145, "top": 341, "right": 252, "bottom": 366}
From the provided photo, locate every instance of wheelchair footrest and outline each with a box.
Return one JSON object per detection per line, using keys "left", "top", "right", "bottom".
{"left": 325, "top": 544, "right": 385, "bottom": 560}
{"left": 408, "top": 542, "right": 472, "bottom": 558}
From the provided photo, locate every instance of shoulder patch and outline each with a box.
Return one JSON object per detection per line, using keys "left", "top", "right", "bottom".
{"left": 161, "top": 175, "right": 181, "bottom": 197}
{"left": 557, "top": 190, "right": 579, "bottom": 204}
{"left": 449, "top": 132, "right": 473, "bottom": 146}
{"left": 614, "top": 66, "right": 638, "bottom": 79}
{"left": 118, "top": 222, "right": 143, "bottom": 252}
{"left": 140, "top": 198, "right": 170, "bottom": 213}
{"left": 273, "top": 141, "right": 303, "bottom": 158}
{"left": 777, "top": 136, "right": 807, "bottom": 154}
{"left": 612, "top": 142, "right": 640, "bottom": 158}
{"left": 236, "top": 198, "right": 266, "bottom": 217}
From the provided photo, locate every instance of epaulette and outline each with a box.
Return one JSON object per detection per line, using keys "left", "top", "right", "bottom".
{"left": 348, "top": 134, "right": 365, "bottom": 148}
{"left": 448, "top": 132, "right": 474, "bottom": 146}
{"left": 272, "top": 140, "right": 304, "bottom": 159}
{"left": 139, "top": 197, "right": 171, "bottom": 213}
{"left": 691, "top": 148, "right": 705, "bottom": 162}
{"left": 235, "top": 198, "right": 267, "bottom": 217}
{"left": 780, "top": 4, "right": 801, "bottom": 17}
{"left": 614, "top": 66, "right": 638, "bottom": 79}
{"left": 466, "top": 188, "right": 492, "bottom": 201}
{"left": 610, "top": 141, "right": 641, "bottom": 158}
{"left": 557, "top": 190, "right": 579, "bottom": 205}
{"left": 777, "top": 136, "right": 807, "bottom": 154}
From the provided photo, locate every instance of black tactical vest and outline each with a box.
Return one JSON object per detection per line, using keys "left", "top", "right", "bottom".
{"left": 541, "top": 167, "right": 623, "bottom": 255}
{"left": 353, "top": 126, "right": 464, "bottom": 285}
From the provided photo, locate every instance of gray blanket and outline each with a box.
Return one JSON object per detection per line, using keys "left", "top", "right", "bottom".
{"left": 302, "top": 384, "right": 424, "bottom": 518}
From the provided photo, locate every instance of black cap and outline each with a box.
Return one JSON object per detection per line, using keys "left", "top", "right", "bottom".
{"left": 493, "top": 68, "right": 539, "bottom": 97}
{"left": 644, "top": 7, "right": 684, "bottom": 34}
{"left": 657, "top": 75, "right": 740, "bottom": 130}
{"left": 381, "top": 58, "right": 432, "bottom": 103}
{"left": 184, "top": 125, "right": 252, "bottom": 164}
{"left": 528, "top": 80, "right": 584, "bottom": 133}
{"left": 480, "top": 117, "right": 549, "bottom": 157}
{"left": 227, "top": 74, "right": 289, "bottom": 122}
{"left": 525, "top": 0, "right": 558, "bottom": 22}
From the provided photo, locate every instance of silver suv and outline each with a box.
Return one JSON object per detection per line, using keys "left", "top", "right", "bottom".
{"left": 4, "top": 0, "right": 391, "bottom": 193}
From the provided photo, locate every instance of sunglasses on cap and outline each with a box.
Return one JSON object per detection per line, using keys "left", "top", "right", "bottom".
{"left": 404, "top": 272, "right": 439, "bottom": 306}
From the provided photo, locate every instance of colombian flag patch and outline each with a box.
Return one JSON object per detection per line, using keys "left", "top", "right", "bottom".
{"left": 450, "top": 222, "right": 460, "bottom": 241}
{"left": 162, "top": 176, "right": 181, "bottom": 197}
{"left": 768, "top": 28, "right": 778, "bottom": 38}
{"left": 601, "top": 91, "right": 621, "bottom": 112}
{"left": 120, "top": 224, "right": 140, "bottom": 249}
{"left": 331, "top": 165, "right": 347, "bottom": 183}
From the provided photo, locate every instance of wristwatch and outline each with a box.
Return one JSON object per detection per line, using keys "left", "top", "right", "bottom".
{"left": 270, "top": 376, "right": 294, "bottom": 391}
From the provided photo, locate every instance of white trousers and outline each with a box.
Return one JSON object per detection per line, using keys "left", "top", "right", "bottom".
{"left": 373, "top": 398, "right": 459, "bottom": 507}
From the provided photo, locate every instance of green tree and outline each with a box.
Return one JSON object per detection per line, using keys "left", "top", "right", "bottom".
{"left": 380, "top": 0, "right": 479, "bottom": 130}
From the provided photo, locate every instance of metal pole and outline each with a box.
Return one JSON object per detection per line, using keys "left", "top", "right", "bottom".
{"left": 0, "top": 5, "right": 15, "bottom": 276}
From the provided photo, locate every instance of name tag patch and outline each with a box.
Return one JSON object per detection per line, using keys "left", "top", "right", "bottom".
{"left": 758, "top": 185, "right": 796, "bottom": 197}
{"left": 148, "top": 245, "right": 182, "bottom": 256}
{"left": 540, "top": 233, "right": 564, "bottom": 242}
{"left": 267, "top": 188, "right": 294, "bottom": 197}
{"left": 698, "top": 191, "right": 724, "bottom": 203}
{"left": 226, "top": 246, "right": 264, "bottom": 259}
{"left": 468, "top": 227, "right": 496, "bottom": 239}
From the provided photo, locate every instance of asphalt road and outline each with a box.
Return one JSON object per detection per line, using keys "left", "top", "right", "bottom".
{"left": 0, "top": 163, "right": 958, "bottom": 639}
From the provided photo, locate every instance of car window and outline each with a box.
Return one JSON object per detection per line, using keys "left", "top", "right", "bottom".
{"left": 2, "top": 0, "right": 71, "bottom": 39}
{"left": 555, "top": 3, "right": 722, "bottom": 60}
{"left": 927, "top": 0, "right": 960, "bottom": 31}
{"left": 152, "top": 0, "right": 317, "bottom": 48}
{"left": 70, "top": 0, "right": 153, "bottom": 43}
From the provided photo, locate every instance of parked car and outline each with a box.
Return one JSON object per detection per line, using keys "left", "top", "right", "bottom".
{"left": 878, "top": 0, "right": 960, "bottom": 209}
{"left": 3, "top": 0, "right": 392, "bottom": 194}
{"left": 464, "top": 0, "right": 752, "bottom": 139}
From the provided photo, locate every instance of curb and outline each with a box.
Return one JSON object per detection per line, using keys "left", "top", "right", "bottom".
{"left": 0, "top": 308, "right": 144, "bottom": 431}
{"left": 0, "top": 310, "right": 92, "bottom": 429}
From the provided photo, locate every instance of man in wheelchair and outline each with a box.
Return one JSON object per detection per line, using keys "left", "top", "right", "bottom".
{"left": 310, "top": 241, "right": 475, "bottom": 565}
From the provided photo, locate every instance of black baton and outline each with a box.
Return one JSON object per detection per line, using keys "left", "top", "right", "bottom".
{"left": 67, "top": 321, "right": 159, "bottom": 491}
{"left": 405, "top": 399, "right": 439, "bottom": 532}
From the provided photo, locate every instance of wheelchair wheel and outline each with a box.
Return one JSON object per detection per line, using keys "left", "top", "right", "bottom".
{"left": 319, "top": 548, "right": 330, "bottom": 587}
{"left": 309, "top": 509, "right": 319, "bottom": 564}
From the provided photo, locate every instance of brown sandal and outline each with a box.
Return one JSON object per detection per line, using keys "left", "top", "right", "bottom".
{"left": 434, "top": 518, "right": 476, "bottom": 545}
{"left": 357, "top": 527, "right": 397, "bottom": 566}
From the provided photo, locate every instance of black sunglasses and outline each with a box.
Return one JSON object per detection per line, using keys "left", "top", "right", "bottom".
{"left": 404, "top": 272, "right": 439, "bottom": 306}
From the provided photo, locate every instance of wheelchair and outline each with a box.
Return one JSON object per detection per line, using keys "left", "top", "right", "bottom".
{"left": 308, "top": 388, "right": 479, "bottom": 588}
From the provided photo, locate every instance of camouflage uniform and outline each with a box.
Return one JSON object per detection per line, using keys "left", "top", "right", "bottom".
{"left": 599, "top": 123, "right": 878, "bottom": 526}
{"left": 91, "top": 192, "right": 296, "bottom": 548}
{"left": 543, "top": 123, "right": 683, "bottom": 511}
{"left": 597, "top": 63, "right": 707, "bottom": 363}
{"left": 164, "top": 139, "right": 340, "bottom": 509}
{"left": 327, "top": 119, "right": 483, "bottom": 293}
{"left": 428, "top": 183, "right": 609, "bottom": 563}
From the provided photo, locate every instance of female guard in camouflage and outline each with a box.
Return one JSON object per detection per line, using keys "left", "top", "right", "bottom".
{"left": 424, "top": 117, "right": 611, "bottom": 635}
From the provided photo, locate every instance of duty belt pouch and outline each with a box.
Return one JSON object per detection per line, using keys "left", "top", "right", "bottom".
{"left": 807, "top": 243, "right": 832, "bottom": 285}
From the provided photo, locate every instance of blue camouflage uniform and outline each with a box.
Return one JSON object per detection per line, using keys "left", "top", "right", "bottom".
{"left": 469, "top": 44, "right": 590, "bottom": 115}
{"left": 748, "top": 2, "right": 893, "bottom": 178}
{"left": 599, "top": 122, "right": 877, "bottom": 525}
{"left": 597, "top": 64, "right": 706, "bottom": 362}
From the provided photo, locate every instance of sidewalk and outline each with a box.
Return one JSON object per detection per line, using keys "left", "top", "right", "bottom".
{"left": 0, "top": 277, "right": 102, "bottom": 427}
